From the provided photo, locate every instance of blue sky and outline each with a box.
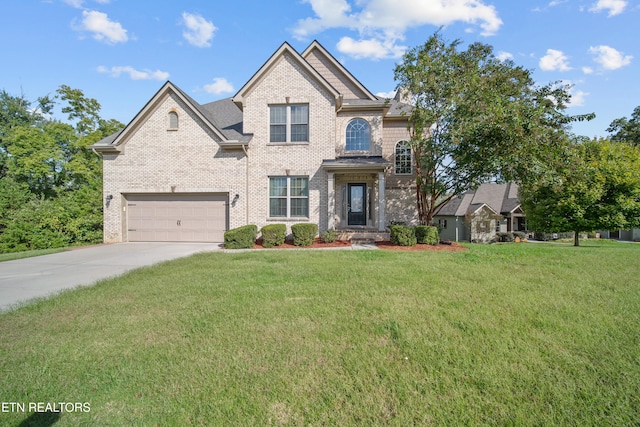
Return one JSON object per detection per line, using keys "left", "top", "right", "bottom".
{"left": 2, "top": 0, "right": 638, "bottom": 137}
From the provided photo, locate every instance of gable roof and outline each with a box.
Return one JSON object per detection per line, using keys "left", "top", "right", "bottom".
{"left": 301, "top": 40, "right": 378, "bottom": 102}
{"left": 232, "top": 41, "right": 342, "bottom": 110}
{"left": 435, "top": 183, "right": 521, "bottom": 217}
{"left": 91, "top": 81, "right": 248, "bottom": 152}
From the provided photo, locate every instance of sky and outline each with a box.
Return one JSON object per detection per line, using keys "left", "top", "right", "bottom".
{"left": 2, "top": 0, "right": 638, "bottom": 138}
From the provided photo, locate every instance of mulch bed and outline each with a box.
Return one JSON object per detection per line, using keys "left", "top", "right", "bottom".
{"left": 376, "top": 241, "right": 467, "bottom": 252}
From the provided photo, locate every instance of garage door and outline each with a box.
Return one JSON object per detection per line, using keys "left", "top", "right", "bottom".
{"left": 126, "top": 194, "right": 228, "bottom": 242}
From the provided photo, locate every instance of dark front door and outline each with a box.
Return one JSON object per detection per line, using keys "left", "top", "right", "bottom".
{"left": 348, "top": 183, "right": 366, "bottom": 226}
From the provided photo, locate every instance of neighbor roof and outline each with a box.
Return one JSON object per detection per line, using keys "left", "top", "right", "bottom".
{"left": 435, "top": 183, "right": 520, "bottom": 217}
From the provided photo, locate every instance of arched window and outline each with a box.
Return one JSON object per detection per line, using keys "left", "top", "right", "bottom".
{"left": 168, "top": 111, "right": 178, "bottom": 129}
{"left": 395, "top": 140, "right": 412, "bottom": 174}
{"left": 345, "top": 118, "right": 370, "bottom": 151}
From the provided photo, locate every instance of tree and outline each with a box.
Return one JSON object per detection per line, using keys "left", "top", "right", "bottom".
{"left": 607, "top": 106, "right": 640, "bottom": 147}
{"left": 520, "top": 138, "right": 640, "bottom": 246}
{"left": 0, "top": 86, "right": 124, "bottom": 253}
{"left": 393, "top": 32, "right": 594, "bottom": 225}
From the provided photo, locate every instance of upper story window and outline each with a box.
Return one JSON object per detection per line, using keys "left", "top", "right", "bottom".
{"left": 270, "top": 104, "right": 309, "bottom": 143}
{"left": 346, "top": 118, "right": 370, "bottom": 151}
{"left": 168, "top": 111, "right": 179, "bottom": 130}
{"left": 395, "top": 140, "right": 412, "bottom": 174}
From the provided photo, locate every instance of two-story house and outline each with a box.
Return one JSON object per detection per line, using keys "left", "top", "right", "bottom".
{"left": 91, "top": 41, "right": 417, "bottom": 243}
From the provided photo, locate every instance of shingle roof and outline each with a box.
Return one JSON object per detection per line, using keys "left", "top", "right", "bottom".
{"left": 200, "top": 98, "right": 250, "bottom": 142}
{"left": 435, "top": 183, "right": 520, "bottom": 217}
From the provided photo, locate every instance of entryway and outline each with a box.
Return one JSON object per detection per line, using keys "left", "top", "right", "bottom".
{"left": 348, "top": 183, "right": 366, "bottom": 226}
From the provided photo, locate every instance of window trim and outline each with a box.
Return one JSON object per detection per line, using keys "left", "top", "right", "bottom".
{"left": 269, "top": 104, "right": 309, "bottom": 144}
{"left": 269, "top": 176, "right": 309, "bottom": 218}
{"left": 345, "top": 118, "right": 371, "bottom": 151}
{"left": 394, "top": 140, "right": 412, "bottom": 175}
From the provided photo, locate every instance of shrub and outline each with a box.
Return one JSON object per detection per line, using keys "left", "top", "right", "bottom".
{"left": 496, "top": 232, "right": 515, "bottom": 243}
{"left": 416, "top": 225, "right": 439, "bottom": 245}
{"left": 321, "top": 228, "right": 337, "bottom": 243}
{"left": 513, "top": 231, "right": 527, "bottom": 241}
{"left": 291, "top": 223, "right": 318, "bottom": 246}
{"left": 260, "top": 224, "right": 286, "bottom": 248}
{"left": 224, "top": 225, "right": 258, "bottom": 249}
{"left": 390, "top": 225, "right": 416, "bottom": 246}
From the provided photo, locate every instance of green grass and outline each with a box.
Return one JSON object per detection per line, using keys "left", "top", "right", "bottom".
{"left": 1, "top": 242, "right": 639, "bottom": 426}
{"left": 0, "top": 247, "right": 68, "bottom": 262}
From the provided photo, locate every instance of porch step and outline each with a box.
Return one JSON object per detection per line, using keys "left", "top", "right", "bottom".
{"left": 337, "top": 230, "right": 390, "bottom": 242}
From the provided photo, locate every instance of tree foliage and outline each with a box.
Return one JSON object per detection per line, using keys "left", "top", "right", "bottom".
{"left": 393, "top": 32, "right": 594, "bottom": 225}
{"left": 520, "top": 138, "right": 640, "bottom": 246}
{"left": 0, "top": 86, "right": 124, "bottom": 253}
{"left": 607, "top": 105, "right": 640, "bottom": 147}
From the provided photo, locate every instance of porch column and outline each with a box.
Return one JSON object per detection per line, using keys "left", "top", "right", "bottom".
{"left": 378, "top": 172, "right": 386, "bottom": 231}
{"left": 327, "top": 172, "right": 335, "bottom": 230}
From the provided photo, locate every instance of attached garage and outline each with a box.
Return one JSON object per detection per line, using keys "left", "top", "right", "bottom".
{"left": 125, "top": 194, "right": 228, "bottom": 242}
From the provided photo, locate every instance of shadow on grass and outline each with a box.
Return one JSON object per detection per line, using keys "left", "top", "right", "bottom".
{"left": 18, "top": 411, "right": 61, "bottom": 427}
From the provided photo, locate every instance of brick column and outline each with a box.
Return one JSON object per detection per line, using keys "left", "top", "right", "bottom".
{"left": 378, "top": 172, "right": 385, "bottom": 231}
{"left": 327, "top": 172, "right": 335, "bottom": 230}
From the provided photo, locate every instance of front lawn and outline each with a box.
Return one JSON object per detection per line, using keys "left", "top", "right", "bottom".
{"left": 1, "top": 243, "right": 638, "bottom": 425}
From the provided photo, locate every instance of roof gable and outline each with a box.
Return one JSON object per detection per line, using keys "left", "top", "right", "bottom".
{"left": 301, "top": 40, "right": 377, "bottom": 101}
{"left": 92, "top": 81, "right": 232, "bottom": 152}
{"left": 232, "top": 41, "right": 341, "bottom": 110}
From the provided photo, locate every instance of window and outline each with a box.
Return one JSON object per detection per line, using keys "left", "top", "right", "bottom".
{"left": 269, "top": 176, "right": 309, "bottom": 217}
{"left": 438, "top": 219, "right": 448, "bottom": 229}
{"left": 346, "top": 118, "right": 370, "bottom": 151}
{"left": 395, "top": 140, "right": 412, "bottom": 174}
{"left": 168, "top": 111, "right": 178, "bottom": 129}
{"left": 270, "top": 105, "right": 308, "bottom": 143}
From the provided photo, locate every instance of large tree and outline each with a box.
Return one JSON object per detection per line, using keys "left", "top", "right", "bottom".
{"left": 520, "top": 138, "right": 640, "bottom": 246}
{"left": 0, "top": 86, "right": 124, "bottom": 252}
{"left": 393, "top": 32, "right": 593, "bottom": 225}
{"left": 607, "top": 105, "right": 640, "bottom": 147}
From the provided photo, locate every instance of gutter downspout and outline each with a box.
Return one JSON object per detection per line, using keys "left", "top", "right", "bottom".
{"left": 242, "top": 145, "right": 249, "bottom": 224}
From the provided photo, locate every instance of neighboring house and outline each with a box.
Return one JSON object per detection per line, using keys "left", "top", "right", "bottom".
{"left": 91, "top": 41, "right": 418, "bottom": 243}
{"left": 434, "top": 183, "right": 525, "bottom": 243}
{"left": 598, "top": 229, "right": 640, "bottom": 241}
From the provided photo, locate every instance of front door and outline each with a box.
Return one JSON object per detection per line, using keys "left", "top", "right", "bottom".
{"left": 348, "top": 183, "right": 366, "bottom": 226}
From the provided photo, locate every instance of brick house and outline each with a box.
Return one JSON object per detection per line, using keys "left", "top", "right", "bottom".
{"left": 91, "top": 41, "right": 417, "bottom": 243}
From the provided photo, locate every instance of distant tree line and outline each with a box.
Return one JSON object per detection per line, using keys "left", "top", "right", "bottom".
{"left": 0, "top": 86, "right": 123, "bottom": 253}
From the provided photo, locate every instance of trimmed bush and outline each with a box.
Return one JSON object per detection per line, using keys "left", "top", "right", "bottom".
{"left": 291, "top": 223, "right": 318, "bottom": 247}
{"left": 390, "top": 225, "right": 417, "bottom": 246}
{"left": 224, "top": 224, "right": 258, "bottom": 249}
{"left": 495, "top": 232, "right": 515, "bottom": 243}
{"left": 416, "top": 225, "right": 439, "bottom": 245}
{"left": 260, "top": 224, "right": 286, "bottom": 248}
{"left": 321, "top": 228, "right": 337, "bottom": 243}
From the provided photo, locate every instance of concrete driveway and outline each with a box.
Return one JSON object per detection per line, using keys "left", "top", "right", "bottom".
{"left": 0, "top": 242, "right": 222, "bottom": 312}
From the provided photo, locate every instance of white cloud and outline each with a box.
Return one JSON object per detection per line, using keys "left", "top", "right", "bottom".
{"left": 63, "top": 0, "right": 84, "bottom": 7}
{"left": 589, "top": 45, "right": 632, "bottom": 70}
{"left": 376, "top": 90, "right": 397, "bottom": 99}
{"left": 568, "top": 88, "right": 588, "bottom": 107}
{"left": 203, "top": 78, "right": 234, "bottom": 95}
{"left": 336, "top": 36, "right": 406, "bottom": 60}
{"left": 293, "top": 0, "right": 502, "bottom": 60}
{"left": 582, "top": 66, "right": 594, "bottom": 74}
{"left": 97, "top": 65, "right": 169, "bottom": 81}
{"left": 78, "top": 10, "right": 128, "bottom": 44}
{"left": 496, "top": 51, "right": 513, "bottom": 62}
{"left": 589, "top": 0, "right": 627, "bottom": 16}
{"left": 182, "top": 12, "right": 216, "bottom": 47}
{"left": 539, "top": 49, "right": 571, "bottom": 71}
